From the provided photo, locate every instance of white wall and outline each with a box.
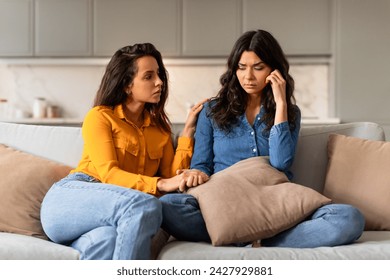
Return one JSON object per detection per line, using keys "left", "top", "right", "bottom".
{"left": 335, "top": 0, "right": 390, "bottom": 140}
{"left": 0, "top": 59, "right": 330, "bottom": 124}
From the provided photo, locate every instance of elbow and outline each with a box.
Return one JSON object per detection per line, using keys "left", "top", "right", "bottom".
{"left": 270, "top": 157, "right": 294, "bottom": 173}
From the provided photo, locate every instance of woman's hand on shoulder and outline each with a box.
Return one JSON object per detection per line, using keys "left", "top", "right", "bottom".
{"left": 156, "top": 169, "right": 209, "bottom": 193}
{"left": 180, "top": 98, "right": 209, "bottom": 138}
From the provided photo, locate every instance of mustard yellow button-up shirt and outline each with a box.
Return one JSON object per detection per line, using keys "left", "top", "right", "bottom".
{"left": 71, "top": 104, "right": 193, "bottom": 196}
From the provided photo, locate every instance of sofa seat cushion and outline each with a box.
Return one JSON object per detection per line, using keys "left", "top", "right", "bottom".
{"left": 158, "top": 231, "right": 390, "bottom": 260}
{"left": 0, "top": 232, "right": 79, "bottom": 260}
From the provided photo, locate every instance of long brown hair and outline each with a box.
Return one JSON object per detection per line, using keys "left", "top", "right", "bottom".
{"left": 210, "top": 30, "right": 298, "bottom": 132}
{"left": 94, "top": 43, "right": 171, "bottom": 133}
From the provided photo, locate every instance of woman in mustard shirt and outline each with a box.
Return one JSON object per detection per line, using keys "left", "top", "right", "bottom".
{"left": 40, "top": 43, "right": 208, "bottom": 260}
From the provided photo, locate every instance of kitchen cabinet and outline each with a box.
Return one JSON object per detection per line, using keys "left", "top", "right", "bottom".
{"left": 93, "top": 0, "right": 181, "bottom": 56}
{"left": 0, "top": 0, "right": 33, "bottom": 56}
{"left": 35, "top": 0, "right": 92, "bottom": 56}
{"left": 243, "top": 0, "right": 333, "bottom": 55}
{"left": 182, "top": 0, "right": 241, "bottom": 56}
{"left": 0, "top": 0, "right": 335, "bottom": 58}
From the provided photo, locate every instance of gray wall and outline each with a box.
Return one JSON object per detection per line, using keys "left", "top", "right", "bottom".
{"left": 335, "top": 0, "right": 390, "bottom": 139}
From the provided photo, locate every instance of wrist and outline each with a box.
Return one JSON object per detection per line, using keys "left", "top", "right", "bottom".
{"left": 156, "top": 178, "right": 165, "bottom": 191}
{"left": 180, "top": 126, "right": 196, "bottom": 138}
{"left": 275, "top": 99, "right": 287, "bottom": 108}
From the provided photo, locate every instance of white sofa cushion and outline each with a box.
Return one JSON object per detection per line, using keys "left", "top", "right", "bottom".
{"left": 158, "top": 231, "right": 390, "bottom": 260}
{"left": 0, "top": 232, "right": 79, "bottom": 260}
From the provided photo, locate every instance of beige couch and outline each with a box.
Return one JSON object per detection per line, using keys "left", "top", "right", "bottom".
{"left": 0, "top": 121, "right": 389, "bottom": 260}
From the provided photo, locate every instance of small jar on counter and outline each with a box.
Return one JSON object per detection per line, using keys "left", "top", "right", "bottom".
{"left": 32, "top": 97, "right": 47, "bottom": 118}
{"left": 46, "top": 105, "right": 61, "bottom": 118}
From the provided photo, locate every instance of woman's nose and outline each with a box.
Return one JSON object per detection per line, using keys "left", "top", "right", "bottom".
{"left": 156, "top": 76, "right": 163, "bottom": 86}
{"left": 244, "top": 69, "right": 255, "bottom": 80}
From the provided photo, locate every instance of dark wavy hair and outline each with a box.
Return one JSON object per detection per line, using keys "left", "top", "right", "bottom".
{"left": 209, "top": 30, "right": 298, "bottom": 132}
{"left": 93, "top": 43, "right": 171, "bottom": 133}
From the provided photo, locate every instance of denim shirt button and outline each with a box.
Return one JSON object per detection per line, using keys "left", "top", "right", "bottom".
{"left": 250, "top": 131, "right": 254, "bottom": 135}
{"left": 252, "top": 148, "right": 257, "bottom": 152}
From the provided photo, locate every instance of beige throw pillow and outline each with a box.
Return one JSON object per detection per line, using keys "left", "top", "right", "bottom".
{"left": 0, "top": 144, "right": 72, "bottom": 239}
{"left": 187, "top": 157, "right": 332, "bottom": 246}
{"left": 324, "top": 134, "right": 390, "bottom": 230}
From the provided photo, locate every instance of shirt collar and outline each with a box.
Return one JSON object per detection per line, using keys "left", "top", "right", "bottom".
{"left": 114, "top": 104, "right": 152, "bottom": 127}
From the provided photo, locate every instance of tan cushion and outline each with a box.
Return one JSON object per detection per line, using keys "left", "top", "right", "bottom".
{"left": 187, "top": 157, "right": 332, "bottom": 246}
{"left": 324, "top": 134, "right": 390, "bottom": 230}
{"left": 0, "top": 144, "right": 72, "bottom": 239}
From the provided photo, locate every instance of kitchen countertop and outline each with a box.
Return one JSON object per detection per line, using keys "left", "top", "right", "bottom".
{"left": 0, "top": 118, "right": 83, "bottom": 126}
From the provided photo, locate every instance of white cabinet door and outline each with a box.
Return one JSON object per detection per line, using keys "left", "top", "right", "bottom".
{"left": 243, "top": 0, "right": 332, "bottom": 55}
{"left": 93, "top": 0, "right": 181, "bottom": 56}
{"left": 0, "top": 0, "right": 33, "bottom": 56}
{"left": 182, "top": 0, "right": 241, "bottom": 56}
{"left": 35, "top": 0, "right": 92, "bottom": 56}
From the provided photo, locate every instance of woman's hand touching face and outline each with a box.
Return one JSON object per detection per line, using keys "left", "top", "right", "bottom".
{"left": 265, "top": 69, "right": 287, "bottom": 105}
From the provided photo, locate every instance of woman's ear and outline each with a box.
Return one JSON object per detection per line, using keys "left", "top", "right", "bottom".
{"left": 125, "top": 83, "right": 132, "bottom": 95}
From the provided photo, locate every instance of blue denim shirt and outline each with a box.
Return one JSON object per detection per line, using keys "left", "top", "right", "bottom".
{"left": 190, "top": 102, "right": 301, "bottom": 180}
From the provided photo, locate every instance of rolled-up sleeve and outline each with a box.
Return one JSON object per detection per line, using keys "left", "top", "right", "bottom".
{"left": 268, "top": 108, "right": 301, "bottom": 174}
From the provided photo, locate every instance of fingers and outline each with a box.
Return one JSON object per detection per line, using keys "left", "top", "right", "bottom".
{"left": 266, "top": 70, "right": 284, "bottom": 83}
{"left": 189, "top": 98, "right": 209, "bottom": 115}
{"left": 176, "top": 169, "right": 187, "bottom": 175}
{"left": 186, "top": 175, "right": 195, "bottom": 187}
{"left": 198, "top": 174, "right": 204, "bottom": 185}
{"left": 176, "top": 169, "right": 210, "bottom": 193}
{"left": 186, "top": 170, "right": 209, "bottom": 187}
{"left": 178, "top": 179, "right": 187, "bottom": 193}
{"left": 181, "top": 99, "right": 210, "bottom": 138}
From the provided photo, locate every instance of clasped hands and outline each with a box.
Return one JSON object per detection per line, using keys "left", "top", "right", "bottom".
{"left": 156, "top": 169, "right": 209, "bottom": 194}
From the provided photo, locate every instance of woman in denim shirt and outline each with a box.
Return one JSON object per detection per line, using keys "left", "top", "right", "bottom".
{"left": 160, "top": 30, "right": 365, "bottom": 248}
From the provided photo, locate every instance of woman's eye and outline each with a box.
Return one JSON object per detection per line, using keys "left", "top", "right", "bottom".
{"left": 254, "top": 67, "right": 263, "bottom": 71}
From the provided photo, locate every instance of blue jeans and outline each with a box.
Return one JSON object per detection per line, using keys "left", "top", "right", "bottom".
{"left": 41, "top": 172, "right": 162, "bottom": 260}
{"left": 160, "top": 193, "right": 365, "bottom": 248}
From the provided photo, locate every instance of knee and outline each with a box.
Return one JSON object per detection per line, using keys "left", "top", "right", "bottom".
{"left": 343, "top": 204, "right": 365, "bottom": 238}
{"left": 160, "top": 194, "right": 199, "bottom": 215}
{"left": 323, "top": 204, "right": 365, "bottom": 244}
{"left": 160, "top": 193, "right": 198, "bottom": 207}
{"left": 338, "top": 204, "right": 365, "bottom": 244}
{"left": 159, "top": 193, "right": 180, "bottom": 205}
{"left": 335, "top": 204, "right": 365, "bottom": 230}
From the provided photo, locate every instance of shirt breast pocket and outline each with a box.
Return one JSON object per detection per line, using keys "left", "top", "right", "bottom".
{"left": 113, "top": 137, "right": 139, "bottom": 164}
{"left": 147, "top": 148, "right": 163, "bottom": 166}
